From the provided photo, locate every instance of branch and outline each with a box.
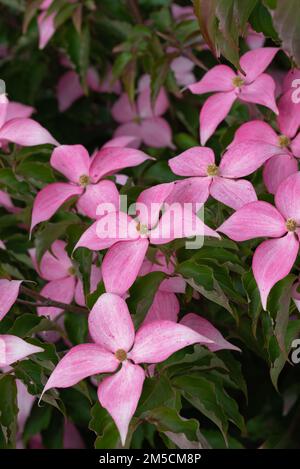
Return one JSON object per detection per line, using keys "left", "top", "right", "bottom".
{"left": 127, "top": 0, "right": 143, "bottom": 23}
{"left": 19, "top": 286, "right": 88, "bottom": 314}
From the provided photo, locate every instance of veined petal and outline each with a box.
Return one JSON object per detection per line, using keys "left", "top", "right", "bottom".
{"left": 275, "top": 172, "right": 300, "bottom": 222}
{"left": 277, "top": 90, "right": 300, "bottom": 138}
{"left": 0, "top": 279, "right": 22, "bottom": 321}
{"left": 137, "top": 182, "right": 175, "bottom": 229}
{"left": 218, "top": 201, "right": 287, "bottom": 241}
{"left": 77, "top": 180, "right": 120, "bottom": 219}
{"left": 111, "top": 93, "right": 138, "bottom": 124}
{"left": 263, "top": 154, "right": 298, "bottom": 195}
{"left": 253, "top": 233, "right": 299, "bottom": 310}
{"left": 30, "top": 182, "right": 83, "bottom": 233}
{"left": 114, "top": 123, "right": 142, "bottom": 149}
{"left": 142, "top": 291, "right": 180, "bottom": 326}
{"left": 98, "top": 362, "right": 145, "bottom": 446}
{"left": 229, "top": 120, "right": 278, "bottom": 147}
{"left": 239, "top": 74, "right": 278, "bottom": 114}
{"left": 180, "top": 313, "right": 240, "bottom": 352}
{"left": 29, "top": 240, "right": 72, "bottom": 281}
{"left": 37, "top": 276, "right": 76, "bottom": 319}
{"left": 141, "top": 117, "right": 174, "bottom": 149}
{"left": 0, "top": 335, "right": 43, "bottom": 367}
{"left": 42, "top": 344, "right": 119, "bottom": 393}
{"left": 210, "top": 176, "right": 257, "bottom": 210}
{"left": 128, "top": 320, "right": 213, "bottom": 364}
{"left": 168, "top": 147, "right": 215, "bottom": 177}
{"left": 0, "top": 118, "right": 59, "bottom": 146}
{"left": 199, "top": 91, "right": 236, "bottom": 145}
{"left": 188, "top": 65, "right": 235, "bottom": 94}
{"left": 89, "top": 147, "right": 150, "bottom": 182}
{"left": 165, "top": 177, "right": 211, "bottom": 206}
{"left": 240, "top": 47, "right": 279, "bottom": 83}
{"left": 50, "top": 145, "right": 90, "bottom": 184}
{"left": 102, "top": 239, "right": 149, "bottom": 295}
{"left": 88, "top": 292, "right": 135, "bottom": 353}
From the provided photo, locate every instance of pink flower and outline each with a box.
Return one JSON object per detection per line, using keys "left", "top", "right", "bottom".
{"left": 277, "top": 69, "right": 300, "bottom": 143}
{"left": 0, "top": 279, "right": 22, "bottom": 321}
{"left": 41, "top": 292, "right": 214, "bottom": 445}
{"left": 0, "top": 334, "right": 43, "bottom": 367}
{"left": 171, "top": 57, "right": 195, "bottom": 87}
{"left": 37, "top": 0, "right": 76, "bottom": 50}
{"left": 189, "top": 47, "right": 279, "bottom": 144}
{"left": 0, "top": 189, "right": 20, "bottom": 213}
{"left": 112, "top": 75, "right": 174, "bottom": 149}
{"left": 0, "top": 94, "right": 58, "bottom": 147}
{"left": 30, "top": 144, "right": 150, "bottom": 232}
{"left": 245, "top": 26, "right": 265, "bottom": 50}
{"left": 75, "top": 182, "right": 219, "bottom": 294}
{"left": 218, "top": 172, "right": 300, "bottom": 309}
{"left": 171, "top": 4, "right": 194, "bottom": 21}
{"left": 227, "top": 114, "right": 300, "bottom": 194}
{"left": 29, "top": 240, "right": 102, "bottom": 318}
{"left": 168, "top": 146, "right": 258, "bottom": 210}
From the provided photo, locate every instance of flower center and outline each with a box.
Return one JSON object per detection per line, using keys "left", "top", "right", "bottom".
{"left": 68, "top": 266, "right": 76, "bottom": 276}
{"left": 136, "top": 222, "right": 148, "bottom": 235}
{"left": 232, "top": 76, "right": 244, "bottom": 88}
{"left": 278, "top": 135, "right": 291, "bottom": 148}
{"left": 286, "top": 218, "right": 297, "bottom": 232}
{"left": 115, "top": 349, "right": 127, "bottom": 361}
{"left": 206, "top": 163, "right": 219, "bottom": 176}
{"left": 79, "top": 174, "right": 90, "bottom": 187}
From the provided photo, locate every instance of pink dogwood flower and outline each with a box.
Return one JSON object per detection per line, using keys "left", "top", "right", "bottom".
{"left": 0, "top": 279, "right": 22, "bottom": 321}
{"left": 41, "top": 292, "right": 214, "bottom": 445}
{"left": 0, "top": 334, "right": 43, "bottom": 367}
{"left": 171, "top": 57, "right": 195, "bottom": 87}
{"left": 229, "top": 116, "right": 300, "bottom": 194}
{"left": 37, "top": 0, "right": 75, "bottom": 50}
{"left": 30, "top": 144, "right": 150, "bottom": 232}
{"left": 112, "top": 75, "right": 174, "bottom": 149}
{"left": 0, "top": 94, "right": 58, "bottom": 147}
{"left": 245, "top": 26, "right": 265, "bottom": 50}
{"left": 168, "top": 146, "right": 258, "bottom": 210}
{"left": 0, "top": 189, "right": 20, "bottom": 213}
{"left": 75, "top": 182, "right": 219, "bottom": 294}
{"left": 189, "top": 47, "right": 279, "bottom": 144}
{"left": 29, "top": 240, "right": 101, "bottom": 318}
{"left": 218, "top": 172, "right": 300, "bottom": 309}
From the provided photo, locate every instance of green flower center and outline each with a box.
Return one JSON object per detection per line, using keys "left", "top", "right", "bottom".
{"left": 79, "top": 174, "right": 90, "bottom": 187}
{"left": 232, "top": 76, "right": 245, "bottom": 88}
{"left": 136, "top": 222, "right": 148, "bottom": 235}
{"left": 115, "top": 349, "right": 127, "bottom": 362}
{"left": 68, "top": 266, "right": 76, "bottom": 276}
{"left": 278, "top": 135, "right": 291, "bottom": 148}
{"left": 286, "top": 218, "right": 297, "bottom": 232}
{"left": 206, "top": 163, "right": 219, "bottom": 176}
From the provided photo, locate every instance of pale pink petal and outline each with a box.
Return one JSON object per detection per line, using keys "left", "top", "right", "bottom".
{"left": 88, "top": 292, "right": 135, "bottom": 352}
{"left": 275, "top": 172, "right": 300, "bottom": 222}
{"left": 111, "top": 93, "right": 137, "bottom": 123}
{"left": 219, "top": 141, "right": 283, "bottom": 178}
{"left": 188, "top": 65, "right": 236, "bottom": 94}
{"left": 86, "top": 67, "right": 101, "bottom": 92}
{"left": 253, "top": 233, "right": 299, "bottom": 310}
{"left": 0, "top": 189, "right": 15, "bottom": 212}
{"left": 141, "top": 117, "right": 174, "bottom": 149}
{"left": 102, "top": 238, "right": 149, "bottom": 295}
{"left": 30, "top": 182, "right": 83, "bottom": 232}
{"left": 98, "top": 362, "right": 145, "bottom": 446}
{"left": 160, "top": 276, "right": 186, "bottom": 293}
{"left": 291, "top": 132, "right": 300, "bottom": 157}
{"left": 37, "top": 11, "right": 56, "bottom": 49}
{"left": 89, "top": 147, "right": 150, "bottom": 182}
{"left": 218, "top": 201, "right": 287, "bottom": 241}
{"left": 0, "top": 279, "right": 22, "bottom": 321}
{"left": 142, "top": 291, "right": 180, "bottom": 326}
{"left": 63, "top": 421, "right": 85, "bottom": 449}
{"left": 171, "top": 57, "right": 195, "bottom": 87}
{"left": 199, "top": 91, "right": 236, "bottom": 145}
{"left": 50, "top": 145, "right": 90, "bottom": 183}
{"left": 95, "top": 211, "right": 139, "bottom": 244}
{"left": 136, "top": 182, "right": 175, "bottom": 228}
{"left": 149, "top": 208, "right": 219, "bottom": 244}
{"left": 29, "top": 240, "right": 72, "bottom": 281}
{"left": 246, "top": 27, "right": 265, "bottom": 50}
{"left": 137, "top": 83, "right": 169, "bottom": 118}
{"left": 0, "top": 118, "right": 59, "bottom": 146}
{"left": 263, "top": 154, "right": 298, "bottom": 194}
{"left": 37, "top": 276, "right": 76, "bottom": 319}
{"left": 6, "top": 102, "right": 34, "bottom": 120}
{"left": 43, "top": 344, "right": 119, "bottom": 392}
{"left": 77, "top": 180, "right": 120, "bottom": 219}
{"left": 169, "top": 147, "right": 215, "bottom": 176}
{"left": 165, "top": 177, "right": 211, "bottom": 206}
{"left": 16, "top": 380, "right": 35, "bottom": 435}
{"left": 75, "top": 221, "right": 119, "bottom": 251}
{"left": 277, "top": 90, "right": 300, "bottom": 138}
{"left": 229, "top": 120, "right": 278, "bottom": 147}
{"left": 239, "top": 47, "right": 279, "bottom": 83}
{"left": 128, "top": 320, "right": 213, "bottom": 364}
{"left": 114, "top": 122, "right": 142, "bottom": 148}
{"left": 180, "top": 313, "right": 241, "bottom": 352}
{"left": 0, "top": 93, "right": 8, "bottom": 128}
{"left": 0, "top": 335, "right": 43, "bottom": 367}
{"left": 282, "top": 68, "right": 300, "bottom": 94}
{"left": 90, "top": 264, "right": 102, "bottom": 291}
{"left": 74, "top": 279, "right": 85, "bottom": 307}
{"left": 239, "top": 73, "right": 278, "bottom": 114}
{"left": 57, "top": 71, "right": 83, "bottom": 112}
{"left": 102, "top": 135, "right": 139, "bottom": 149}
{"left": 210, "top": 176, "right": 257, "bottom": 210}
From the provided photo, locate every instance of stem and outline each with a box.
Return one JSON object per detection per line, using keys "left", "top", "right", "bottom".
{"left": 19, "top": 286, "right": 88, "bottom": 314}
{"left": 127, "top": 0, "right": 143, "bottom": 23}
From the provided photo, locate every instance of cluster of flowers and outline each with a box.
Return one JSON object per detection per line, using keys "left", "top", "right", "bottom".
{"left": 1, "top": 44, "right": 300, "bottom": 445}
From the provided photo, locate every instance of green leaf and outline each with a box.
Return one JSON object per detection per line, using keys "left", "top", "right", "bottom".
{"left": 89, "top": 403, "right": 121, "bottom": 449}
{"left": 0, "top": 375, "right": 18, "bottom": 448}
{"left": 242, "top": 270, "right": 262, "bottom": 336}
{"left": 64, "top": 311, "right": 88, "bottom": 345}
{"left": 272, "top": 0, "right": 300, "bottom": 66}
{"left": 23, "top": 402, "right": 52, "bottom": 444}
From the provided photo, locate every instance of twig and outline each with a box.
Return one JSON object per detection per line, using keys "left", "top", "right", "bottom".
{"left": 127, "top": 0, "right": 143, "bottom": 24}
{"left": 19, "top": 286, "right": 88, "bottom": 314}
